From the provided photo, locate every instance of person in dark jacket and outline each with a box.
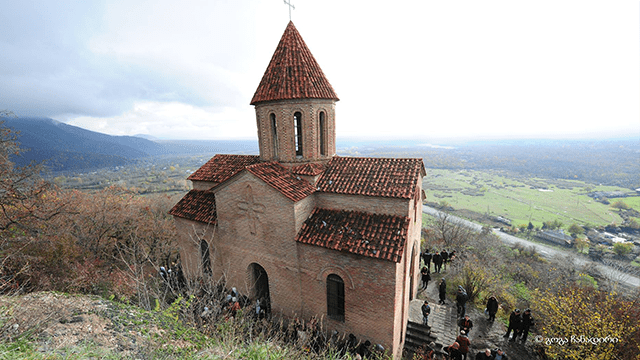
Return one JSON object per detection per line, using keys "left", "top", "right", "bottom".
{"left": 475, "top": 348, "right": 494, "bottom": 360}
{"left": 486, "top": 295, "right": 499, "bottom": 321}
{"left": 441, "top": 250, "right": 449, "bottom": 271}
{"left": 420, "top": 266, "right": 431, "bottom": 291}
{"left": 438, "top": 278, "right": 447, "bottom": 305}
{"left": 519, "top": 309, "right": 534, "bottom": 343}
{"left": 422, "top": 300, "right": 431, "bottom": 326}
{"left": 503, "top": 309, "right": 522, "bottom": 341}
{"left": 422, "top": 249, "right": 433, "bottom": 272}
{"left": 432, "top": 251, "right": 443, "bottom": 273}
{"left": 456, "top": 286, "right": 468, "bottom": 317}
{"left": 455, "top": 330, "right": 470, "bottom": 360}
{"left": 444, "top": 342, "right": 463, "bottom": 360}
{"left": 356, "top": 340, "right": 372, "bottom": 359}
{"left": 458, "top": 314, "right": 473, "bottom": 335}
{"left": 491, "top": 348, "right": 508, "bottom": 360}
{"left": 449, "top": 250, "right": 457, "bottom": 263}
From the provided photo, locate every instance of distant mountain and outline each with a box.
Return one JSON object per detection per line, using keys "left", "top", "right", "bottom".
{"left": 0, "top": 117, "right": 258, "bottom": 172}
{"left": 133, "top": 134, "right": 159, "bottom": 141}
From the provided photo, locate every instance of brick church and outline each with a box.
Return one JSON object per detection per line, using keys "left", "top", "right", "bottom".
{"left": 169, "top": 21, "right": 426, "bottom": 358}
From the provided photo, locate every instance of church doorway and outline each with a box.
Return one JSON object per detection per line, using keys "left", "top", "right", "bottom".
{"left": 247, "top": 263, "right": 271, "bottom": 315}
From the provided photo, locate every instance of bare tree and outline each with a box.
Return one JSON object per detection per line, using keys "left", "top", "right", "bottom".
{"left": 1, "top": 116, "right": 65, "bottom": 235}
{"left": 426, "top": 211, "right": 475, "bottom": 249}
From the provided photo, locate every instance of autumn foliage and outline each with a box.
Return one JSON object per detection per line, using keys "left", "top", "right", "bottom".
{"left": 532, "top": 286, "right": 640, "bottom": 360}
{"left": 0, "top": 120, "right": 179, "bottom": 304}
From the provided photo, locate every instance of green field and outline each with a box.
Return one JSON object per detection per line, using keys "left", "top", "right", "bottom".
{"left": 423, "top": 169, "right": 638, "bottom": 228}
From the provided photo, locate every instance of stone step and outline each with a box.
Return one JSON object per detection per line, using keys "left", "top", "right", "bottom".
{"left": 403, "top": 321, "right": 437, "bottom": 357}
{"left": 406, "top": 320, "right": 431, "bottom": 334}
{"left": 431, "top": 303, "right": 458, "bottom": 349}
{"left": 406, "top": 321, "right": 435, "bottom": 344}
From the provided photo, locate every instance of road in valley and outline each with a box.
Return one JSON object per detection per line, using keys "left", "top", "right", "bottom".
{"left": 422, "top": 205, "right": 640, "bottom": 289}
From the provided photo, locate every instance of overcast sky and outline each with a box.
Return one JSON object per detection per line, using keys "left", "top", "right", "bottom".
{"left": 1, "top": 0, "right": 638, "bottom": 141}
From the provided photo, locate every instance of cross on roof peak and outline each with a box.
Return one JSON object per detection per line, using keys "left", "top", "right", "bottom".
{"left": 283, "top": 0, "right": 295, "bottom": 21}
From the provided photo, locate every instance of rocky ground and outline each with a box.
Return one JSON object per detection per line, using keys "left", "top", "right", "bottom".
{"left": 0, "top": 292, "right": 218, "bottom": 359}
{"left": 1, "top": 289, "right": 543, "bottom": 360}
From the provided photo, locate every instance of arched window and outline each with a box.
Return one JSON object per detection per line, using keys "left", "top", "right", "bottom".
{"left": 294, "top": 111, "right": 303, "bottom": 157}
{"left": 327, "top": 274, "right": 345, "bottom": 321}
{"left": 319, "top": 111, "right": 326, "bottom": 156}
{"left": 200, "top": 239, "right": 212, "bottom": 275}
{"left": 270, "top": 113, "right": 278, "bottom": 159}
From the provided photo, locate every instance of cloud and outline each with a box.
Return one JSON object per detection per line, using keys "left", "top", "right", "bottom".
{"left": 1, "top": 0, "right": 639, "bottom": 140}
{"left": 61, "top": 101, "right": 256, "bottom": 140}
{"left": 0, "top": 0, "right": 260, "bottom": 119}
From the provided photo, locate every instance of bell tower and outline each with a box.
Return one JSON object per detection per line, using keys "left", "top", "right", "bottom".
{"left": 251, "top": 22, "right": 339, "bottom": 165}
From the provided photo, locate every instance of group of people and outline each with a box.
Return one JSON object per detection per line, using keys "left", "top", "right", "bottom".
{"left": 318, "top": 328, "right": 385, "bottom": 359}
{"left": 504, "top": 308, "right": 534, "bottom": 343}
{"left": 420, "top": 248, "right": 457, "bottom": 297}
{"left": 159, "top": 263, "right": 186, "bottom": 291}
{"left": 440, "top": 331, "right": 509, "bottom": 360}
{"left": 415, "top": 247, "right": 535, "bottom": 360}
{"left": 421, "top": 248, "right": 457, "bottom": 274}
{"left": 422, "top": 337, "right": 508, "bottom": 360}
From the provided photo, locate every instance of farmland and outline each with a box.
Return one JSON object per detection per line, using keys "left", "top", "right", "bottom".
{"left": 423, "top": 168, "right": 639, "bottom": 229}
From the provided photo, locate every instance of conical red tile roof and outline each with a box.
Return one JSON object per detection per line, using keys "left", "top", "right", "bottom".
{"left": 251, "top": 21, "right": 339, "bottom": 105}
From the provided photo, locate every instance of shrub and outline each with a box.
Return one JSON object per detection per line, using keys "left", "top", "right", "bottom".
{"left": 611, "top": 201, "right": 630, "bottom": 210}
{"left": 612, "top": 242, "right": 633, "bottom": 257}
{"left": 532, "top": 286, "right": 640, "bottom": 360}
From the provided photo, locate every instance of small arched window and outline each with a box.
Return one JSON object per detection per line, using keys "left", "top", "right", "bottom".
{"left": 200, "top": 239, "right": 212, "bottom": 275}
{"left": 319, "top": 111, "right": 326, "bottom": 156}
{"left": 327, "top": 274, "right": 345, "bottom": 321}
{"left": 294, "top": 111, "right": 303, "bottom": 157}
{"left": 270, "top": 113, "right": 278, "bottom": 159}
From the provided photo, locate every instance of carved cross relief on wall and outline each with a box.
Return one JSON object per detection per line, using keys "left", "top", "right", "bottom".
{"left": 237, "top": 184, "right": 265, "bottom": 235}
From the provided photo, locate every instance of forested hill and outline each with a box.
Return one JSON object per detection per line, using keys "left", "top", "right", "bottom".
{"left": 1, "top": 117, "right": 258, "bottom": 172}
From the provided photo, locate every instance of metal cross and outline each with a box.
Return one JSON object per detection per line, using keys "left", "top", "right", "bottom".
{"left": 283, "top": 0, "right": 295, "bottom": 21}
{"left": 237, "top": 185, "right": 265, "bottom": 235}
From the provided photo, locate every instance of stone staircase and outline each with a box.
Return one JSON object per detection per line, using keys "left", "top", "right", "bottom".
{"left": 405, "top": 300, "right": 458, "bottom": 358}
{"left": 403, "top": 321, "right": 437, "bottom": 358}
{"left": 429, "top": 303, "right": 458, "bottom": 348}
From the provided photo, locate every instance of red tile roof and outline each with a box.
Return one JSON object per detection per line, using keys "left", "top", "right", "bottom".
{"left": 250, "top": 21, "right": 339, "bottom": 105}
{"left": 316, "top": 157, "right": 426, "bottom": 199}
{"left": 296, "top": 208, "right": 409, "bottom": 262}
{"left": 246, "top": 162, "right": 316, "bottom": 202}
{"left": 290, "top": 162, "right": 327, "bottom": 176}
{"left": 169, "top": 190, "right": 217, "bottom": 224}
{"left": 188, "top": 154, "right": 260, "bottom": 183}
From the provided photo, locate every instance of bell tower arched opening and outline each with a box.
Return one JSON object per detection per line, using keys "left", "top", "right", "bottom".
{"left": 270, "top": 113, "right": 279, "bottom": 159}
{"left": 319, "top": 111, "right": 326, "bottom": 156}
{"left": 294, "top": 111, "right": 303, "bottom": 157}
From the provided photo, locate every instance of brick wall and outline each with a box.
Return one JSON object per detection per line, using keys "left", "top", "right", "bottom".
{"left": 316, "top": 192, "right": 410, "bottom": 217}
{"left": 173, "top": 217, "right": 217, "bottom": 279}
{"left": 296, "top": 242, "right": 399, "bottom": 353}
{"left": 254, "top": 99, "right": 336, "bottom": 164}
{"left": 212, "top": 172, "right": 304, "bottom": 315}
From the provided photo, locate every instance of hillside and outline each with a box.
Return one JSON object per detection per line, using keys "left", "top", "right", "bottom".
{"left": 0, "top": 117, "right": 258, "bottom": 173}
{"left": 2, "top": 117, "right": 161, "bottom": 172}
